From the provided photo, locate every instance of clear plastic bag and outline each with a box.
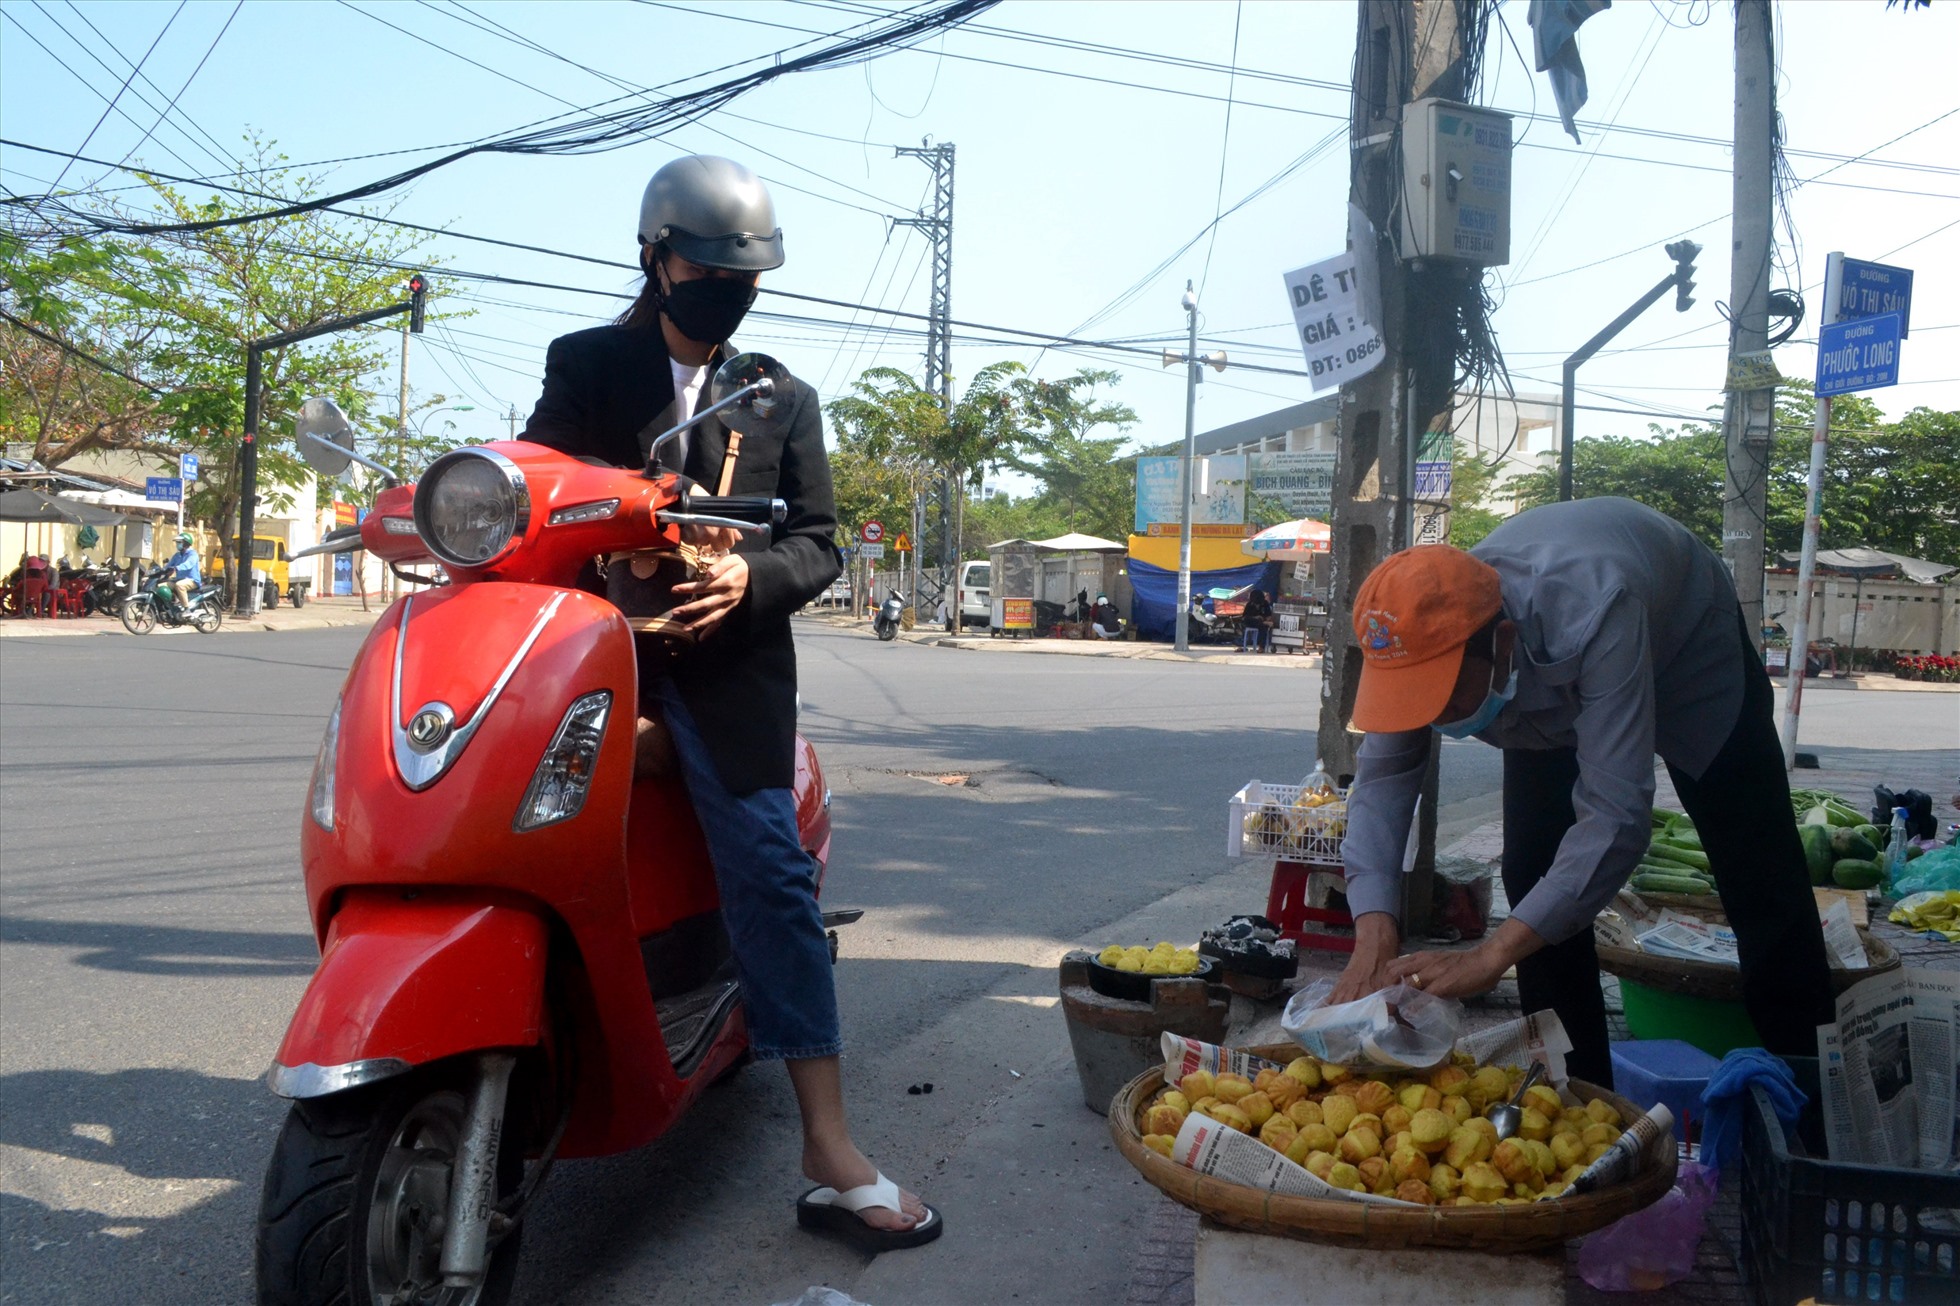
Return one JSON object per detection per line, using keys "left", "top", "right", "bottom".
{"left": 1575, "top": 1161, "right": 1717, "bottom": 1292}
{"left": 1279, "top": 978, "right": 1463, "bottom": 1071}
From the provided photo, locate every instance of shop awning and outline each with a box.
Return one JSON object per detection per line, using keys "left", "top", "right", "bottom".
{"left": 1777, "top": 548, "right": 1957, "bottom": 584}
{"left": 0, "top": 487, "right": 130, "bottom": 526}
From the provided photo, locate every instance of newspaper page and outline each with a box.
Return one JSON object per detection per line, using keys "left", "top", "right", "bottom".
{"left": 1818, "top": 896, "right": 1870, "bottom": 971}
{"left": 1818, "top": 969, "right": 1925, "bottom": 1167}
{"left": 1817, "top": 1024, "right": 1859, "bottom": 1165}
{"left": 1168, "top": 1111, "right": 1417, "bottom": 1207}
{"left": 1459, "top": 1009, "right": 1576, "bottom": 1089}
{"left": 1634, "top": 911, "right": 1740, "bottom": 967}
{"left": 1907, "top": 969, "right": 1959, "bottom": 1171}
{"left": 1161, "top": 1034, "right": 1283, "bottom": 1085}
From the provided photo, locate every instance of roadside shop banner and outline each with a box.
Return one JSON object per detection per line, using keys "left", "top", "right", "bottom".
{"left": 1135, "top": 455, "right": 1248, "bottom": 535}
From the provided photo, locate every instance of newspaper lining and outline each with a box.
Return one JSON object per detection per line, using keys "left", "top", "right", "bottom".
{"left": 1816, "top": 967, "right": 1959, "bottom": 1171}
{"left": 1634, "top": 911, "right": 1740, "bottom": 966}
{"left": 1169, "top": 1107, "right": 1419, "bottom": 1208}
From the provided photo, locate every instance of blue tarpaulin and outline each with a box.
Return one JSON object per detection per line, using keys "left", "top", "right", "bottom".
{"left": 1127, "top": 558, "right": 1280, "bottom": 641}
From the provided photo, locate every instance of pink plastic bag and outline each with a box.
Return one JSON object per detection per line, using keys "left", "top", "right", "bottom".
{"left": 1575, "top": 1161, "right": 1716, "bottom": 1292}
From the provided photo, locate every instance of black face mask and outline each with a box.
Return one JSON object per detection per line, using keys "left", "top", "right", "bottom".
{"left": 660, "top": 273, "right": 757, "bottom": 344}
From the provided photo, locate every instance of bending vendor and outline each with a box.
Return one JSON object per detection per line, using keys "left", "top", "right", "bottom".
{"left": 1327, "top": 497, "right": 1833, "bottom": 1085}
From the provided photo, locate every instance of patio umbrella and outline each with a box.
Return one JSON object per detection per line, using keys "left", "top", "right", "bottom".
{"left": 0, "top": 487, "right": 130, "bottom": 526}
{"left": 1243, "top": 517, "right": 1331, "bottom": 559}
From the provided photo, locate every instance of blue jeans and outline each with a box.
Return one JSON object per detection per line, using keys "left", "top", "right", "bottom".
{"left": 648, "top": 678, "right": 841, "bottom": 1061}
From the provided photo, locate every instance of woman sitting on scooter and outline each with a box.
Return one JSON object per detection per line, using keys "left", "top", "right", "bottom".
{"left": 519, "top": 155, "right": 938, "bottom": 1252}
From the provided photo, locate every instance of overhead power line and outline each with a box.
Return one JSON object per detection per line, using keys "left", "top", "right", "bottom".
{"left": 48, "top": 0, "right": 996, "bottom": 238}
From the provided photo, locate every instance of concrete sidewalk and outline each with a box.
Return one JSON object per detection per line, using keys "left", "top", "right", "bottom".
{"left": 0, "top": 595, "right": 383, "bottom": 639}
{"left": 797, "top": 609, "right": 1323, "bottom": 670}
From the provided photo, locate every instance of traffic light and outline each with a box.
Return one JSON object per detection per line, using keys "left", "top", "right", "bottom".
{"left": 407, "top": 272, "right": 429, "bottom": 334}
{"left": 1665, "top": 240, "right": 1700, "bottom": 313}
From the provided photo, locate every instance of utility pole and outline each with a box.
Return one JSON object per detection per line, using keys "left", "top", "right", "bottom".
{"left": 1720, "top": 0, "right": 1776, "bottom": 653}
{"left": 1316, "top": 0, "right": 1469, "bottom": 934}
{"left": 506, "top": 404, "right": 521, "bottom": 439}
{"left": 389, "top": 314, "right": 411, "bottom": 604}
{"left": 1166, "top": 283, "right": 1226, "bottom": 653}
{"left": 895, "top": 139, "right": 955, "bottom": 609}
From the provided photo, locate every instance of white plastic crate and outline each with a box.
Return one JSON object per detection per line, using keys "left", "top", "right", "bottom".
{"left": 1227, "top": 780, "right": 1347, "bottom": 865}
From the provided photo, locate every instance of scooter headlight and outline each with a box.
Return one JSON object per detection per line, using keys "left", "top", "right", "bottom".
{"left": 309, "top": 695, "right": 341, "bottom": 831}
{"left": 515, "top": 691, "right": 611, "bottom": 831}
{"left": 413, "top": 447, "right": 529, "bottom": 569}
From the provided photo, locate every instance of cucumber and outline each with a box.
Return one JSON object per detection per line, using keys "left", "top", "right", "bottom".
{"left": 1637, "top": 859, "right": 1711, "bottom": 881}
{"left": 1823, "top": 800, "right": 1863, "bottom": 828}
{"left": 1799, "top": 825, "right": 1835, "bottom": 885}
{"left": 1831, "top": 858, "right": 1883, "bottom": 890}
{"left": 1648, "top": 843, "right": 1711, "bottom": 872}
{"left": 1631, "top": 872, "right": 1715, "bottom": 896}
{"left": 1802, "top": 805, "right": 1833, "bottom": 827}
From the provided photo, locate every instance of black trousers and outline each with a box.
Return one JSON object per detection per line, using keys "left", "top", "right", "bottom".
{"left": 1500, "top": 618, "right": 1836, "bottom": 1087}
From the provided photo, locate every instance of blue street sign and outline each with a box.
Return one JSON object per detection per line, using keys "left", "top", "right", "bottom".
{"left": 1815, "top": 313, "right": 1901, "bottom": 398}
{"left": 145, "top": 476, "right": 183, "bottom": 503}
{"left": 179, "top": 452, "right": 200, "bottom": 481}
{"left": 1836, "top": 258, "right": 1913, "bottom": 336}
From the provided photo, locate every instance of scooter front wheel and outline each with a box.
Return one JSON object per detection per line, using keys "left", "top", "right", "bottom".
{"left": 255, "top": 1069, "right": 526, "bottom": 1306}
{"left": 119, "top": 598, "right": 156, "bottom": 636}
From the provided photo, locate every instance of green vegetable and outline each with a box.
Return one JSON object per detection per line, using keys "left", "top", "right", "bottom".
{"left": 1666, "top": 829, "right": 1704, "bottom": 850}
{"left": 1632, "top": 872, "right": 1716, "bottom": 896}
{"left": 1852, "top": 823, "right": 1883, "bottom": 849}
{"left": 1802, "top": 805, "right": 1833, "bottom": 827}
{"left": 1822, "top": 799, "right": 1863, "bottom": 828}
{"left": 1904, "top": 843, "right": 1924, "bottom": 863}
{"left": 1831, "top": 858, "right": 1883, "bottom": 890}
{"left": 1829, "top": 828, "right": 1879, "bottom": 862}
{"left": 1648, "top": 843, "right": 1711, "bottom": 872}
{"left": 1638, "top": 858, "right": 1712, "bottom": 883}
{"left": 1799, "top": 825, "right": 1835, "bottom": 885}
{"left": 1652, "top": 807, "right": 1687, "bottom": 827}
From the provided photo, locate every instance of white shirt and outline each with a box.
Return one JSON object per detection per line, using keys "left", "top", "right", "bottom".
{"left": 669, "top": 358, "right": 709, "bottom": 470}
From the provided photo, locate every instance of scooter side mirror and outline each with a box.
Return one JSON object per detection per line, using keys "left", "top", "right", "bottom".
{"left": 710, "top": 352, "right": 790, "bottom": 437}
{"left": 295, "top": 397, "right": 357, "bottom": 477}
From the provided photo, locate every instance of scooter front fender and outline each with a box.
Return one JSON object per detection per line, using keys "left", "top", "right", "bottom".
{"left": 268, "top": 889, "right": 548, "bottom": 1099}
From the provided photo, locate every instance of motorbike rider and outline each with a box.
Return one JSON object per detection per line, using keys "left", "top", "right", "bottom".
{"left": 521, "top": 155, "right": 938, "bottom": 1251}
{"left": 160, "top": 532, "right": 200, "bottom": 613}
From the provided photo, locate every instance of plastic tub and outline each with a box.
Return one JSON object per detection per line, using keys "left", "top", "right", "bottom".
{"left": 1617, "top": 979, "right": 1762, "bottom": 1059}
{"left": 1610, "top": 1038, "right": 1720, "bottom": 1142}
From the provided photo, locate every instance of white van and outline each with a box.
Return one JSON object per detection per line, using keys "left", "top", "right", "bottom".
{"left": 952, "top": 560, "right": 990, "bottom": 631}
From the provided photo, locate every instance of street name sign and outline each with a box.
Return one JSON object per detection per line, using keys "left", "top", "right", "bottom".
{"left": 1836, "top": 258, "right": 1913, "bottom": 336}
{"left": 146, "top": 476, "right": 183, "bottom": 503}
{"left": 180, "top": 452, "right": 200, "bottom": 481}
{"left": 1815, "top": 313, "right": 1901, "bottom": 398}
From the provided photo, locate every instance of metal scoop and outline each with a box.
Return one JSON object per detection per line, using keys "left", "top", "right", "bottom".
{"left": 1487, "top": 1061, "right": 1545, "bottom": 1142}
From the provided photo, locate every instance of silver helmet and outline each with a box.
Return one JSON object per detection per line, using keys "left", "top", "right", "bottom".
{"left": 637, "top": 155, "right": 784, "bottom": 272}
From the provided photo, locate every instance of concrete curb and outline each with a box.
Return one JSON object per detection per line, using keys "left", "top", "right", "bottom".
{"left": 794, "top": 611, "right": 1323, "bottom": 668}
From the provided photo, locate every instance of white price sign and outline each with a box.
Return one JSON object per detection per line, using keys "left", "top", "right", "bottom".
{"left": 859, "top": 542, "right": 885, "bottom": 560}
{"left": 1283, "top": 249, "right": 1385, "bottom": 393}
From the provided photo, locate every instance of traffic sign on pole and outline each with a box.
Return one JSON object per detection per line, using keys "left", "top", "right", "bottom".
{"left": 1835, "top": 258, "right": 1912, "bottom": 335}
{"left": 1815, "top": 312, "right": 1901, "bottom": 398}
{"left": 861, "top": 521, "right": 884, "bottom": 544}
{"left": 893, "top": 533, "right": 912, "bottom": 553}
{"left": 146, "top": 477, "right": 183, "bottom": 503}
{"left": 859, "top": 542, "right": 885, "bottom": 560}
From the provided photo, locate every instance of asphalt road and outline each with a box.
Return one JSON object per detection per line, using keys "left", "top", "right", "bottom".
{"left": 1, "top": 619, "right": 1952, "bottom": 1305}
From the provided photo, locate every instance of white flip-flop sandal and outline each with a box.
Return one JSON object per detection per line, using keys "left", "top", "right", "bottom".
{"left": 797, "top": 1172, "right": 943, "bottom": 1253}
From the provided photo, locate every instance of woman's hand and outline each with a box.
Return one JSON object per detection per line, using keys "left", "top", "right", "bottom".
{"left": 1326, "top": 911, "right": 1401, "bottom": 1005}
{"left": 1379, "top": 917, "right": 1546, "bottom": 1001}
{"left": 670, "top": 552, "right": 750, "bottom": 638}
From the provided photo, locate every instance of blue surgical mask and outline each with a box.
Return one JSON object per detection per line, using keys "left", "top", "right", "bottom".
{"left": 1433, "top": 663, "right": 1518, "bottom": 739}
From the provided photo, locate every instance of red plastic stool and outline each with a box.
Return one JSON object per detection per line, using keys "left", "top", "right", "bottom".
{"left": 1265, "top": 859, "right": 1355, "bottom": 953}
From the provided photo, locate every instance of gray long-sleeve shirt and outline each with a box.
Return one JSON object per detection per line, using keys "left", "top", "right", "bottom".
{"left": 1340, "top": 498, "right": 1745, "bottom": 945}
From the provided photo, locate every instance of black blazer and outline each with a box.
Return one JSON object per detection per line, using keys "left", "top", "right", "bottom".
{"left": 522, "top": 322, "right": 841, "bottom": 794}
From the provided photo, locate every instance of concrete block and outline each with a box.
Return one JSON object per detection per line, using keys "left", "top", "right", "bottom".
{"left": 1193, "top": 1218, "right": 1564, "bottom": 1306}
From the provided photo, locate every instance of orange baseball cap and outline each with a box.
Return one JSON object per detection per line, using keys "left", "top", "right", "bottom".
{"left": 1350, "top": 545, "right": 1503, "bottom": 733}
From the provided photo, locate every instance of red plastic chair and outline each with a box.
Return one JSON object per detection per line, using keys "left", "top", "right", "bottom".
{"left": 19, "top": 577, "right": 49, "bottom": 618}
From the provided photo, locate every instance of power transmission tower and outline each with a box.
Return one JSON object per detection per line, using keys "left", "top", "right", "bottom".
{"left": 1316, "top": 0, "right": 1474, "bottom": 934}
{"left": 1720, "top": 0, "right": 1776, "bottom": 653}
{"left": 895, "top": 139, "right": 955, "bottom": 607}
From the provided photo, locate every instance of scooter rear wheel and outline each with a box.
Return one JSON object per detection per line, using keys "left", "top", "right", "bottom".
{"left": 255, "top": 1069, "right": 525, "bottom": 1306}
{"left": 192, "top": 604, "right": 222, "bottom": 634}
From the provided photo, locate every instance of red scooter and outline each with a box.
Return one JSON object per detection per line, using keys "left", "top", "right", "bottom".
{"left": 257, "top": 358, "right": 854, "bottom": 1305}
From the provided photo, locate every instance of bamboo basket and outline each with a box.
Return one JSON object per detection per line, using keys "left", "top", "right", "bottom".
{"left": 1109, "top": 1043, "right": 1677, "bottom": 1253}
{"left": 1597, "top": 928, "right": 1897, "bottom": 1002}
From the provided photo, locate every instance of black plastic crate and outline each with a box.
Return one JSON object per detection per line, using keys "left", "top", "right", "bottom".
{"left": 1741, "top": 1056, "right": 1960, "bottom": 1305}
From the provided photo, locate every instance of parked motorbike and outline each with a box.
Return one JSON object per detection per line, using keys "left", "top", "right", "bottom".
{"left": 120, "top": 567, "right": 224, "bottom": 635}
{"left": 81, "top": 560, "right": 133, "bottom": 615}
{"left": 257, "top": 356, "right": 855, "bottom": 1305}
{"left": 873, "top": 589, "right": 905, "bottom": 641}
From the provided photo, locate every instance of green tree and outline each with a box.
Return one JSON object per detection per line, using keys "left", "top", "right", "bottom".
{"left": 1446, "top": 452, "right": 1506, "bottom": 549}
{"left": 1001, "top": 368, "right": 1139, "bottom": 540}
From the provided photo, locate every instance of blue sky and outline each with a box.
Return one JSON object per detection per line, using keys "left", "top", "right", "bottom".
{"left": 3, "top": 0, "right": 1955, "bottom": 462}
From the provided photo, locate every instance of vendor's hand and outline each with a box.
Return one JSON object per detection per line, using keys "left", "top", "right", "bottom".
{"left": 670, "top": 552, "right": 750, "bottom": 638}
{"left": 1327, "top": 910, "right": 1402, "bottom": 1005}
{"left": 1380, "top": 917, "right": 1547, "bottom": 1001}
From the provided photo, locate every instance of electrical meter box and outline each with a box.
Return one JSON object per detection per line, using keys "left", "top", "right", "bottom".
{"left": 1400, "top": 98, "right": 1513, "bottom": 266}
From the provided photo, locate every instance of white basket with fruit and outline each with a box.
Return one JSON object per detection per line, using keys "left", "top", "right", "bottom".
{"left": 1228, "top": 780, "right": 1348, "bottom": 866}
